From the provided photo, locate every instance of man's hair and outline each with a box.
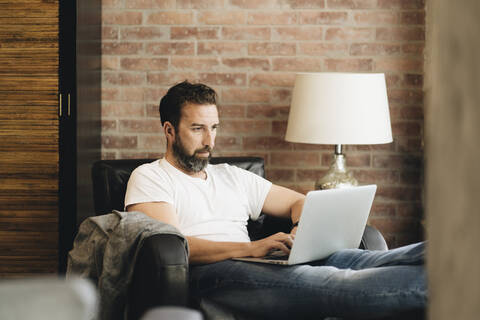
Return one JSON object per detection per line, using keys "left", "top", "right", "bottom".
{"left": 159, "top": 80, "right": 217, "bottom": 129}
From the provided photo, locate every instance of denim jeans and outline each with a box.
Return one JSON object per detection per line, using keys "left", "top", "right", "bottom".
{"left": 190, "top": 242, "right": 426, "bottom": 319}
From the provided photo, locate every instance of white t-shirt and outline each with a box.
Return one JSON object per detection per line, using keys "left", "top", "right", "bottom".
{"left": 124, "top": 159, "right": 272, "bottom": 242}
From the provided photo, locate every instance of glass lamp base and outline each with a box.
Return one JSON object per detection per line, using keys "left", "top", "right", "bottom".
{"left": 315, "top": 153, "right": 358, "bottom": 190}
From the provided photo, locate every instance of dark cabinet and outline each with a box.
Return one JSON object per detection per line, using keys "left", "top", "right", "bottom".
{"left": 0, "top": 0, "right": 101, "bottom": 276}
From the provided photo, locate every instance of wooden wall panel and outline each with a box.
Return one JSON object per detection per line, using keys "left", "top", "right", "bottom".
{"left": 0, "top": 0, "right": 59, "bottom": 276}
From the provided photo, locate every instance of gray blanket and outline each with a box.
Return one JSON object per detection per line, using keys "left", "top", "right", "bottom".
{"left": 67, "top": 210, "right": 188, "bottom": 320}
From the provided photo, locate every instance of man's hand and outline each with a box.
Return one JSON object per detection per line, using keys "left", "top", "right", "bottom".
{"left": 248, "top": 232, "right": 294, "bottom": 257}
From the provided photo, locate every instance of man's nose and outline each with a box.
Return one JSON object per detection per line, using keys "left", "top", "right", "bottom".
{"left": 203, "top": 130, "right": 215, "bottom": 148}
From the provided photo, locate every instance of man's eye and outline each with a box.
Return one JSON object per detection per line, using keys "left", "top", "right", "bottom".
{"left": 192, "top": 127, "right": 202, "bottom": 131}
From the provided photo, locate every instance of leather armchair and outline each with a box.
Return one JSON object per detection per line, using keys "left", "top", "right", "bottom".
{"left": 91, "top": 157, "right": 387, "bottom": 319}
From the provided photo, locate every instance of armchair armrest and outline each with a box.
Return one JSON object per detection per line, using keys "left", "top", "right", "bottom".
{"left": 359, "top": 225, "right": 388, "bottom": 251}
{"left": 127, "top": 234, "right": 189, "bottom": 320}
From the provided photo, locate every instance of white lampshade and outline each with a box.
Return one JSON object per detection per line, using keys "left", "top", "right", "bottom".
{"left": 285, "top": 72, "right": 393, "bottom": 145}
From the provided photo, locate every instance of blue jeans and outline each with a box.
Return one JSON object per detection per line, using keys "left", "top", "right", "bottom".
{"left": 190, "top": 242, "right": 426, "bottom": 319}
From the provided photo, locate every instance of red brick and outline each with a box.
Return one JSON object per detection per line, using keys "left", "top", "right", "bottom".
{"left": 282, "top": 183, "right": 314, "bottom": 195}
{"left": 322, "top": 153, "right": 371, "bottom": 167}
{"left": 198, "top": 11, "right": 246, "bottom": 25}
{"left": 299, "top": 12, "right": 348, "bottom": 25}
{"left": 138, "top": 135, "right": 166, "bottom": 149}
{"left": 102, "top": 11, "right": 143, "bottom": 25}
{"left": 243, "top": 136, "right": 293, "bottom": 150}
{"left": 376, "top": 27, "right": 425, "bottom": 41}
{"left": 326, "top": 0, "right": 376, "bottom": 9}
{"left": 248, "top": 42, "right": 296, "bottom": 56}
{"left": 397, "top": 203, "right": 423, "bottom": 217}
{"left": 121, "top": 58, "right": 168, "bottom": 71}
{"left": 392, "top": 121, "right": 421, "bottom": 136}
{"left": 373, "top": 155, "right": 422, "bottom": 170}
{"left": 171, "top": 57, "right": 220, "bottom": 70}
{"left": 102, "top": 42, "right": 142, "bottom": 55}
{"left": 369, "top": 217, "right": 420, "bottom": 233}
{"left": 400, "top": 170, "right": 422, "bottom": 185}
{"left": 121, "top": 27, "right": 166, "bottom": 40}
{"left": 375, "top": 58, "right": 423, "bottom": 72}
{"left": 273, "top": 27, "right": 323, "bottom": 41}
{"left": 119, "top": 151, "right": 164, "bottom": 159}
{"left": 121, "top": 87, "right": 145, "bottom": 101}
{"left": 325, "top": 27, "right": 374, "bottom": 41}
{"left": 396, "top": 137, "right": 423, "bottom": 152}
{"left": 102, "top": 56, "right": 120, "bottom": 70}
{"left": 387, "top": 89, "right": 423, "bottom": 104}
{"left": 147, "top": 72, "right": 196, "bottom": 86}
{"left": 248, "top": 12, "right": 297, "bottom": 25}
{"left": 222, "top": 27, "right": 271, "bottom": 40}
{"left": 353, "top": 12, "right": 399, "bottom": 25}
{"left": 400, "top": 11, "right": 425, "bottom": 25}
{"left": 353, "top": 169, "right": 399, "bottom": 184}
{"left": 399, "top": 106, "right": 424, "bottom": 120}
{"left": 171, "top": 27, "right": 219, "bottom": 40}
{"left": 249, "top": 73, "right": 296, "bottom": 87}
{"left": 198, "top": 73, "right": 247, "bottom": 86}
{"left": 146, "top": 42, "right": 194, "bottom": 55}
{"left": 102, "top": 87, "right": 120, "bottom": 101}
{"left": 376, "top": 186, "right": 421, "bottom": 201}
{"left": 378, "top": 0, "right": 424, "bottom": 9}
{"left": 197, "top": 42, "right": 246, "bottom": 55}
{"left": 385, "top": 74, "right": 401, "bottom": 87}
{"left": 228, "top": 0, "right": 290, "bottom": 9}
{"left": 272, "top": 57, "right": 322, "bottom": 72}
{"left": 222, "top": 88, "right": 270, "bottom": 103}
{"left": 220, "top": 120, "right": 271, "bottom": 134}
{"left": 146, "top": 104, "right": 160, "bottom": 118}
{"left": 177, "top": 0, "right": 224, "bottom": 9}
{"left": 146, "top": 12, "right": 194, "bottom": 25}
{"left": 289, "top": 0, "right": 325, "bottom": 9}
{"left": 217, "top": 105, "right": 246, "bottom": 118}
{"left": 104, "top": 72, "right": 145, "bottom": 86}
{"left": 120, "top": 120, "right": 162, "bottom": 133}
{"left": 246, "top": 105, "right": 289, "bottom": 119}
{"left": 350, "top": 43, "right": 400, "bottom": 56}
{"left": 272, "top": 120, "right": 287, "bottom": 136}
{"left": 214, "top": 136, "right": 241, "bottom": 149}
{"left": 370, "top": 202, "right": 396, "bottom": 217}
{"left": 272, "top": 89, "right": 291, "bottom": 104}
{"left": 325, "top": 58, "right": 373, "bottom": 71}
{"left": 403, "top": 74, "right": 423, "bottom": 87}
{"left": 402, "top": 43, "right": 424, "bottom": 55}
{"left": 296, "top": 169, "right": 329, "bottom": 181}
{"left": 265, "top": 169, "right": 295, "bottom": 182}
{"left": 102, "top": 102, "right": 145, "bottom": 117}
{"left": 102, "top": 120, "right": 117, "bottom": 132}
{"left": 125, "top": 0, "right": 175, "bottom": 9}
{"left": 299, "top": 43, "right": 348, "bottom": 56}
{"left": 145, "top": 88, "right": 168, "bottom": 102}
{"left": 102, "top": 135, "right": 138, "bottom": 149}
{"left": 102, "top": 26, "right": 118, "bottom": 40}
{"left": 222, "top": 57, "right": 270, "bottom": 71}
{"left": 271, "top": 152, "right": 320, "bottom": 167}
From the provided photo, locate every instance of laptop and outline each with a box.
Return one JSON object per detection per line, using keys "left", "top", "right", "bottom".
{"left": 233, "top": 185, "right": 377, "bottom": 265}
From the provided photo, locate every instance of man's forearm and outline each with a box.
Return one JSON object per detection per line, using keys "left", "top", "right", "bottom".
{"left": 186, "top": 236, "right": 251, "bottom": 265}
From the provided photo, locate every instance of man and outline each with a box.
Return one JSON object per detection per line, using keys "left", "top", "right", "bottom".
{"left": 125, "top": 81, "right": 426, "bottom": 319}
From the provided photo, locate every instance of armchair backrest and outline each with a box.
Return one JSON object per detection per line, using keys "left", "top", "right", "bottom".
{"left": 91, "top": 156, "right": 266, "bottom": 216}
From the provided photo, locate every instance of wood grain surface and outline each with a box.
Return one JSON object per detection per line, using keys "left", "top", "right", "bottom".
{"left": 0, "top": 0, "right": 59, "bottom": 276}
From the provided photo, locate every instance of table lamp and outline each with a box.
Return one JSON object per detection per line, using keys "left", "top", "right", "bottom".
{"left": 285, "top": 72, "right": 393, "bottom": 189}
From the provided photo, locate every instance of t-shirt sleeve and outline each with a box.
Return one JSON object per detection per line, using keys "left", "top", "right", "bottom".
{"left": 231, "top": 166, "right": 272, "bottom": 221}
{"left": 124, "top": 165, "right": 174, "bottom": 210}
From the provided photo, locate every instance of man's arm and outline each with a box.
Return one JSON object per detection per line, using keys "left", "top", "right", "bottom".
{"left": 127, "top": 202, "right": 294, "bottom": 264}
{"left": 261, "top": 184, "right": 306, "bottom": 234}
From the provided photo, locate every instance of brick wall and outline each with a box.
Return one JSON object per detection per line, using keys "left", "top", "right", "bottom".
{"left": 101, "top": 0, "right": 425, "bottom": 248}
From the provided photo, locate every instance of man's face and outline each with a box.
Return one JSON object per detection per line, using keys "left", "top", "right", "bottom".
{"left": 171, "top": 103, "right": 219, "bottom": 173}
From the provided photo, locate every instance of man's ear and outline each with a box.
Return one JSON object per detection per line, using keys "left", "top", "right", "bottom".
{"left": 163, "top": 122, "right": 175, "bottom": 140}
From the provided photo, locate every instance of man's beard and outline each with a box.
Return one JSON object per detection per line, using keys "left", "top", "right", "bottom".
{"left": 172, "top": 136, "right": 211, "bottom": 173}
